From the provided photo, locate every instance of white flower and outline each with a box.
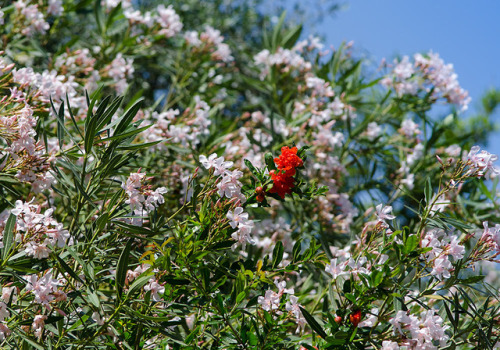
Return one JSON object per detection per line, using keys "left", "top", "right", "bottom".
{"left": 393, "top": 56, "right": 414, "bottom": 79}
{"left": 467, "top": 146, "right": 500, "bottom": 177}
{"left": 144, "top": 278, "right": 165, "bottom": 302}
{"left": 389, "top": 310, "right": 412, "bottom": 335}
{"left": 199, "top": 153, "right": 218, "bottom": 170}
{"left": 400, "top": 118, "right": 420, "bottom": 137}
{"left": 213, "top": 158, "right": 233, "bottom": 176}
{"left": 381, "top": 341, "right": 400, "bottom": 350}
{"left": 1, "top": 287, "right": 16, "bottom": 303}
{"left": 274, "top": 280, "right": 294, "bottom": 296}
{"left": 325, "top": 258, "right": 347, "bottom": 279}
{"left": 0, "top": 303, "right": 9, "bottom": 322}
{"left": 25, "top": 271, "right": 58, "bottom": 307}
{"left": 375, "top": 204, "right": 396, "bottom": 227}
{"left": 365, "top": 122, "right": 382, "bottom": 141}
{"left": 199, "top": 153, "right": 233, "bottom": 175}
{"left": 285, "top": 295, "right": 306, "bottom": 333}
{"left": 257, "top": 290, "right": 280, "bottom": 312}
{"left": 156, "top": 4, "right": 183, "bottom": 37}
{"left": 226, "top": 207, "right": 248, "bottom": 229}
{"left": 32, "top": 315, "right": 47, "bottom": 338}
{"left": 91, "top": 311, "right": 105, "bottom": 325}
{"left": 0, "top": 323, "right": 11, "bottom": 341}
{"left": 24, "top": 241, "right": 50, "bottom": 259}
{"left": 445, "top": 236, "right": 465, "bottom": 260}
{"left": 231, "top": 221, "right": 255, "bottom": 251}
{"left": 431, "top": 256, "right": 452, "bottom": 280}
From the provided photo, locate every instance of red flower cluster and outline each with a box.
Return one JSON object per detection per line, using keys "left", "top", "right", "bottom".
{"left": 349, "top": 310, "right": 362, "bottom": 327}
{"left": 269, "top": 146, "right": 303, "bottom": 199}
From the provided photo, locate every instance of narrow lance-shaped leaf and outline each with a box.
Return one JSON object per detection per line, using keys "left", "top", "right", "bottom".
{"left": 116, "top": 239, "right": 133, "bottom": 297}
{"left": 272, "top": 241, "right": 284, "bottom": 268}
{"left": 425, "top": 177, "right": 432, "bottom": 207}
{"left": 299, "top": 306, "right": 328, "bottom": 339}
{"left": 2, "top": 213, "right": 15, "bottom": 260}
{"left": 55, "top": 253, "right": 84, "bottom": 284}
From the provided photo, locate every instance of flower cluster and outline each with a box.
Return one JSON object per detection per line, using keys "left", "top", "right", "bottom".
{"left": 106, "top": 53, "right": 135, "bottom": 94}
{"left": 0, "top": 103, "right": 56, "bottom": 193}
{"left": 253, "top": 37, "right": 323, "bottom": 80}
{"left": 226, "top": 207, "right": 255, "bottom": 251}
{"left": 466, "top": 145, "right": 500, "bottom": 178}
{"left": 0, "top": 200, "right": 72, "bottom": 259}
{"left": 473, "top": 222, "right": 500, "bottom": 262}
{"left": 199, "top": 153, "right": 246, "bottom": 202}
{"left": 24, "top": 269, "right": 67, "bottom": 309}
{"left": 257, "top": 280, "right": 306, "bottom": 332}
{"left": 13, "top": 67, "right": 78, "bottom": 104}
{"left": 389, "top": 310, "right": 450, "bottom": 348}
{"left": 269, "top": 146, "right": 303, "bottom": 199}
{"left": 14, "top": 0, "right": 60, "bottom": 37}
{"left": 185, "top": 25, "right": 233, "bottom": 63}
{"left": 421, "top": 230, "right": 465, "bottom": 280}
{"left": 122, "top": 171, "right": 167, "bottom": 223}
{"left": 381, "top": 51, "right": 471, "bottom": 111}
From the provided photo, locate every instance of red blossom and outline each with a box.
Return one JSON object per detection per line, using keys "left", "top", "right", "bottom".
{"left": 349, "top": 310, "right": 362, "bottom": 327}
{"left": 273, "top": 146, "right": 303, "bottom": 176}
{"left": 269, "top": 146, "right": 303, "bottom": 199}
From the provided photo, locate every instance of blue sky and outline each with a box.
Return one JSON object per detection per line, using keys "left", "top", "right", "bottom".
{"left": 300, "top": 1, "right": 500, "bottom": 153}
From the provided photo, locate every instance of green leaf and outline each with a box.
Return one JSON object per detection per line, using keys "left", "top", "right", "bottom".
{"left": 127, "top": 274, "right": 152, "bottom": 297}
{"left": 113, "top": 220, "right": 153, "bottom": 236}
{"left": 235, "top": 291, "right": 247, "bottom": 305}
{"left": 96, "top": 96, "right": 123, "bottom": 132}
{"left": 272, "top": 241, "right": 284, "bottom": 268}
{"left": 404, "top": 234, "right": 419, "bottom": 255}
{"left": 282, "top": 24, "right": 302, "bottom": 49}
{"left": 299, "top": 307, "right": 327, "bottom": 339}
{"left": 271, "top": 11, "right": 287, "bottom": 51}
{"left": 87, "top": 288, "right": 100, "bottom": 308}
{"left": 114, "top": 99, "right": 143, "bottom": 135}
{"left": 66, "top": 92, "right": 84, "bottom": 138}
{"left": 15, "top": 330, "right": 45, "bottom": 350}
{"left": 292, "top": 239, "right": 302, "bottom": 262}
{"left": 94, "top": 0, "right": 103, "bottom": 35}
{"left": 72, "top": 177, "right": 97, "bottom": 208}
{"left": 459, "top": 275, "right": 485, "bottom": 284}
{"left": 425, "top": 178, "right": 432, "bottom": 206}
{"left": 371, "top": 270, "right": 384, "bottom": 288}
{"left": 84, "top": 114, "right": 98, "bottom": 154}
{"left": 116, "top": 239, "right": 133, "bottom": 297}
{"left": 116, "top": 140, "right": 162, "bottom": 151}
{"left": 265, "top": 152, "right": 277, "bottom": 171}
{"left": 98, "top": 124, "right": 152, "bottom": 144}
{"left": 244, "top": 159, "right": 261, "bottom": 179}
{"left": 55, "top": 100, "right": 65, "bottom": 149}
{"left": 50, "top": 97, "right": 79, "bottom": 147}
{"left": 185, "top": 325, "right": 200, "bottom": 344}
{"left": 55, "top": 253, "right": 84, "bottom": 284}
{"left": 2, "top": 213, "right": 15, "bottom": 260}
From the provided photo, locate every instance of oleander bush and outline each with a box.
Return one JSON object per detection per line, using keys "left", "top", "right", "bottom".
{"left": 1, "top": 0, "right": 500, "bottom": 349}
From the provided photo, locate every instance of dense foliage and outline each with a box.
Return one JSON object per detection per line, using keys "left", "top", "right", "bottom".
{"left": 0, "top": 0, "right": 500, "bottom": 349}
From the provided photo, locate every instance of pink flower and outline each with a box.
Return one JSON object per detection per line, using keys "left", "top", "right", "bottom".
{"left": 325, "top": 258, "right": 347, "bottom": 280}
{"left": 144, "top": 278, "right": 165, "bottom": 302}
{"left": 431, "top": 256, "right": 452, "bottom": 280}
{"left": 226, "top": 207, "right": 248, "bottom": 229}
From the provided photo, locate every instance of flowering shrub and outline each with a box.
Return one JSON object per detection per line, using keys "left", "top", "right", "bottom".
{"left": 0, "top": 0, "right": 499, "bottom": 349}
